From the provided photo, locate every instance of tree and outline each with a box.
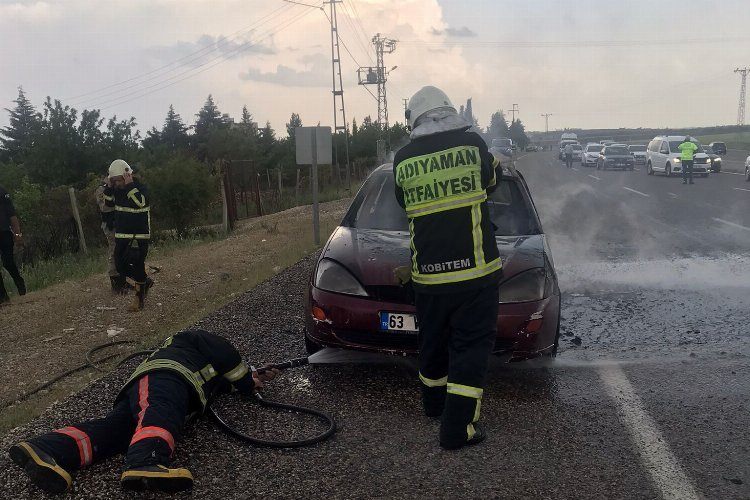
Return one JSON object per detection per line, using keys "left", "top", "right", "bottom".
{"left": 161, "top": 104, "right": 188, "bottom": 150}
{"left": 0, "top": 87, "right": 41, "bottom": 162}
{"left": 488, "top": 111, "right": 509, "bottom": 139}
{"left": 194, "top": 94, "right": 224, "bottom": 137}
{"left": 286, "top": 113, "right": 302, "bottom": 140}
{"left": 241, "top": 105, "right": 253, "bottom": 126}
{"left": 508, "top": 119, "right": 530, "bottom": 150}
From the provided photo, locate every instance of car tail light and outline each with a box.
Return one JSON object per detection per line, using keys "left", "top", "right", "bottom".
{"left": 314, "top": 258, "right": 369, "bottom": 297}
{"left": 312, "top": 306, "right": 327, "bottom": 321}
{"left": 499, "top": 268, "right": 553, "bottom": 304}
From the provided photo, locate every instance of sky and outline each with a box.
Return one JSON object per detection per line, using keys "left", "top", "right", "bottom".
{"left": 1, "top": 0, "right": 749, "bottom": 136}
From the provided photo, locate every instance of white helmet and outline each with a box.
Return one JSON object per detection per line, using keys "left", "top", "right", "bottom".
{"left": 405, "top": 86, "right": 455, "bottom": 129}
{"left": 108, "top": 159, "right": 132, "bottom": 179}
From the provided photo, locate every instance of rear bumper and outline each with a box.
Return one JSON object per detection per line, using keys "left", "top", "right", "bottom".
{"left": 305, "top": 285, "right": 560, "bottom": 360}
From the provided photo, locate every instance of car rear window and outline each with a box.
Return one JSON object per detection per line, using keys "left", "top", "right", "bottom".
{"left": 344, "top": 170, "right": 541, "bottom": 236}
{"left": 629, "top": 145, "right": 646, "bottom": 152}
{"left": 572, "top": 145, "right": 582, "bottom": 150}
{"left": 586, "top": 145, "right": 602, "bottom": 152}
{"left": 605, "top": 146, "right": 629, "bottom": 155}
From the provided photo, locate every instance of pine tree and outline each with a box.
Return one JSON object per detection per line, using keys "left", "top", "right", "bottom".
{"left": 488, "top": 111, "right": 510, "bottom": 139}
{"left": 286, "top": 113, "right": 302, "bottom": 140}
{"left": 508, "top": 119, "right": 530, "bottom": 150}
{"left": 194, "top": 94, "right": 223, "bottom": 137}
{"left": 161, "top": 104, "right": 188, "bottom": 149}
{"left": 241, "top": 105, "right": 253, "bottom": 126}
{"left": 0, "top": 87, "right": 41, "bottom": 162}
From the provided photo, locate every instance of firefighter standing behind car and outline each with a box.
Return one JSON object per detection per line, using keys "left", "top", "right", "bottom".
{"left": 8, "top": 329, "right": 280, "bottom": 494}
{"left": 95, "top": 176, "right": 130, "bottom": 294}
{"left": 104, "top": 159, "right": 153, "bottom": 312}
{"left": 394, "top": 86, "right": 501, "bottom": 450}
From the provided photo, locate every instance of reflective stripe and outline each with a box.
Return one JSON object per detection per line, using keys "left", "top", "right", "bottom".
{"left": 135, "top": 376, "right": 150, "bottom": 432}
{"left": 124, "top": 359, "right": 207, "bottom": 407}
{"left": 413, "top": 257, "right": 501, "bottom": 285}
{"left": 54, "top": 426, "right": 93, "bottom": 467}
{"left": 467, "top": 423, "right": 476, "bottom": 440}
{"left": 130, "top": 426, "right": 175, "bottom": 453}
{"left": 409, "top": 219, "right": 418, "bottom": 275}
{"left": 103, "top": 194, "right": 114, "bottom": 201}
{"left": 127, "top": 188, "right": 147, "bottom": 208}
{"left": 199, "top": 364, "right": 217, "bottom": 382}
{"left": 224, "top": 362, "right": 249, "bottom": 382}
{"left": 471, "top": 203, "right": 484, "bottom": 267}
{"left": 406, "top": 192, "right": 487, "bottom": 218}
{"left": 115, "top": 205, "right": 150, "bottom": 213}
{"left": 447, "top": 382, "right": 483, "bottom": 399}
{"left": 115, "top": 233, "right": 150, "bottom": 239}
{"left": 473, "top": 399, "right": 481, "bottom": 423}
{"left": 419, "top": 372, "right": 448, "bottom": 387}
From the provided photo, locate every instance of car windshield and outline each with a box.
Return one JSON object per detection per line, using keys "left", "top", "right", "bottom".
{"left": 669, "top": 141, "right": 703, "bottom": 153}
{"left": 586, "top": 145, "right": 602, "bottom": 152}
{"left": 605, "top": 146, "right": 629, "bottom": 155}
{"left": 346, "top": 170, "right": 540, "bottom": 236}
{"left": 629, "top": 145, "right": 646, "bottom": 152}
{"left": 572, "top": 145, "right": 582, "bottom": 150}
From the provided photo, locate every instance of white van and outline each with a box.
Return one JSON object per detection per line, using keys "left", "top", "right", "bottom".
{"left": 645, "top": 136, "right": 710, "bottom": 177}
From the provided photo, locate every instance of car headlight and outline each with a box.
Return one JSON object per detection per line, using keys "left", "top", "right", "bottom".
{"left": 499, "top": 268, "right": 553, "bottom": 304}
{"left": 314, "top": 258, "right": 368, "bottom": 296}
{"left": 674, "top": 158, "right": 681, "bottom": 162}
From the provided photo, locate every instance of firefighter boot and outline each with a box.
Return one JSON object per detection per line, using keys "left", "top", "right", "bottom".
{"left": 111, "top": 276, "right": 127, "bottom": 295}
{"left": 121, "top": 465, "right": 194, "bottom": 493}
{"left": 9, "top": 441, "right": 73, "bottom": 494}
{"left": 128, "top": 283, "right": 145, "bottom": 312}
{"left": 143, "top": 277, "right": 154, "bottom": 298}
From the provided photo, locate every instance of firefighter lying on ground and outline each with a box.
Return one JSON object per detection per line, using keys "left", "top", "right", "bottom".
{"left": 9, "top": 329, "right": 281, "bottom": 494}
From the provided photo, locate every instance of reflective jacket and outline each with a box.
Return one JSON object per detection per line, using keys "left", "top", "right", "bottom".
{"left": 118, "top": 329, "right": 254, "bottom": 412}
{"left": 104, "top": 180, "right": 150, "bottom": 240}
{"left": 393, "top": 129, "right": 502, "bottom": 294}
{"left": 678, "top": 141, "right": 698, "bottom": 161}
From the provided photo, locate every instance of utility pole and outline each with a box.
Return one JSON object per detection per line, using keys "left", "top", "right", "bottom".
{"left": 326, "top": 0, "right": 351, "bottom": 188}
{"left": 358, "top": 33, "right": 397, "bottom": 137}
{"left": 735, "top": 67, "right": 749, "bottom": 126}
{"left": 403, "top": 98, "right": 409, "bottom": 116}
{"left": 540, "top": 113, "right": 552, "bottom": 134}
{"left": 510, "top": 103, "right": 519, "bottom": 122}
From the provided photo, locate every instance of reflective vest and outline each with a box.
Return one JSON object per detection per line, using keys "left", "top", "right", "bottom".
{"left": 394, "top": 130, "right": 502, "bottom": 293}
{"left": 678, "top": 141, "right": 698, "bottom": 161}
{"left": 104, "top": 180, "right": 151, "bottom": 240}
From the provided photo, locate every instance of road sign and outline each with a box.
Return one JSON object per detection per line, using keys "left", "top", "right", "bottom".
{"left": 295, "top": 126, "right": 332, "bottom": 165}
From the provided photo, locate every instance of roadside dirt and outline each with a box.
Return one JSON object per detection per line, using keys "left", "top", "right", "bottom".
{"left": 0, "top": 199, "right": 350, "bottom": 431}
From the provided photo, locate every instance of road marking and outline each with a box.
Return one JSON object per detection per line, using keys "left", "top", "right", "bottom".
{"left": 733, "top": 187, "right": 750, "bottom": 193}
{"left": 667, "top": 192, "right": 678, "bottom": 198}
{"left": 713, "top": 217, "right": 750, "bottom": 232}
{"left": 634, "top": 168, "right": 641, "bottom": 171}
{"left": 588, "top": 174, "right": 601, "bottom": 181}
{"left": 599, "top": 365, "right": 701, "bottom": 500}
{"left": 622, "top": 186, "right": 650, "bottom": 197}
{"left": 719, "top": 171, "right": 744, "bottom": 176}
{"left": 572, "top": 167, "right": 579, "bottom": 171}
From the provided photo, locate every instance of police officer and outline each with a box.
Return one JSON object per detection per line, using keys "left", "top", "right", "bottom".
{"left": 103, "top": 159, "right": 153, "bottom": 311}
{"left": 9, "top": 329, "right": 280, "bottom": 494}
{"left": 394, "top": 86, "right": 501, "bottom": 450}
{"left": 0, "top": 184, "right": 26, "bottom": 304}
{"left": 95, "top": 176, "right": 129, "bottom": 294}
{"left": 678, "top": 136, "right": 698, "bottom": 185}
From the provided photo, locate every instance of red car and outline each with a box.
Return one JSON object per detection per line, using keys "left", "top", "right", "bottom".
{"left": 304, "top": 163, "right": 561, "bottom": 361}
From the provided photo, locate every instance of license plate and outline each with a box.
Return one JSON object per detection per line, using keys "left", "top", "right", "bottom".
{"left": 380, "top": 312, "right": 418, "bottom": 332}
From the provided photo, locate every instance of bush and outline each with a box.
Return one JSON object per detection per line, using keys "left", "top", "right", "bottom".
{"left": 143, "top": 156, "right": 219, "bottom": 237}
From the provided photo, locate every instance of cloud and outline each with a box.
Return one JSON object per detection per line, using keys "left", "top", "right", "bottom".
{"left": 239, "top": 53, "right": 329, "bottom": 88}
{"left": 148, "top": 33, "right": 276, "bottom": 67}
{"left": 0, "top": 1, "right": 59, "bottom": 22}
{"left": 430, "top": 26, "right": 477, "bottom": 37}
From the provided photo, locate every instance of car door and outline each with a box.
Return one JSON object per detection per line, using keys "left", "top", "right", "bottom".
{"left": 658, "top": 140, "right": 670, "bottom": 172}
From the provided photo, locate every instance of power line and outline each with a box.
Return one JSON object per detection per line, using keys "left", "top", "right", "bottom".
{"left": 399, "top": 36, "right": 750, "bottom": 48}
{"left": 64, "top": 3, "right": 293, "bottom": 103}
{"left": 94, "top": 7, "right": 318, "bottom": 111}
{"left": 346, "top": 0, "right": 373, "bottom": 59}
{"left": 339, "top": 0, "right": 374, "bottom": 64}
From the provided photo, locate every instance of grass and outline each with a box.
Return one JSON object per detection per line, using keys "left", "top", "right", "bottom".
{"left": 696, "top": 132, "right": 750, "bottom": 151}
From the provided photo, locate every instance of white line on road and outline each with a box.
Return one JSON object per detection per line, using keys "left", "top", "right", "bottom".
{"left": 667, "top": 192, "right": 678, "bottom": 198}
{"left": 622, "top": 186, "right": 650, "bottom": 197}
{"left": 634, "top": 168, "right": 641, "bottom": 171}
{"left": 588, "top": 175, "right": 601, "bottom": 181}
{"left": 599, "top": 365, "right": 701, "bottom": 500}
{"left": 733, "top": 187, "right": 750, "bottom": 193}
{"left": 713, "top": 217, "right": 750, "bottom": 232}
{"left": 719, "top": 171, "right": 744, "bottom": 176}
{"left": 572, "top": 167, "right": 579, "bottom": 171}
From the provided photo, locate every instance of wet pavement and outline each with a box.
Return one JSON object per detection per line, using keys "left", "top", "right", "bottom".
{"left": 1, "top": 151, "right": 749, "bottom": 499}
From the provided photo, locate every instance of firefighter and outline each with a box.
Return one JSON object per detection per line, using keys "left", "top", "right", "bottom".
{"left": 8, "top": 329, "right": 281, "bottom": 494}
{"left": 95, "top": 176, "right": 129, "bottom": 294}
{"left": 678, "top": 136, "right": 698, "bottom": 185}
{"left": 104, "top": 159, "right": 153, "bottom": 311}
{"left": 0, "top": 184, "right": 26, "bottom": 304}
{"left": 394, "top": 86, "right": 502, "bottom": 450}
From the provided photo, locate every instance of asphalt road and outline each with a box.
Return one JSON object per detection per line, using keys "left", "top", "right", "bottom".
{"left": 1, "top": 152, "right": 748, "bottom": 499}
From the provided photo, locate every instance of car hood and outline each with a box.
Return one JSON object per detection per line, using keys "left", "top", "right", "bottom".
{"left": 321, "top": 227, "right": 547, "bottom": 286}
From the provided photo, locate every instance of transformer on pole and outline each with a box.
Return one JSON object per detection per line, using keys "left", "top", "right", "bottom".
{"left": 357, "top": 33, "right": 397, "bottom": 137}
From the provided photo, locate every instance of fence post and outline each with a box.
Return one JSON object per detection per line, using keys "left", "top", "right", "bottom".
{"left": 68, "top": 187, "right": 88, "bottom": 254}
{"left": 220, "top": 175, "right": 230, "bottom": 234}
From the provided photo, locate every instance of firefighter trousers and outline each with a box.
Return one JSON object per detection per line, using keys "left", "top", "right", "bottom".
{"left": 26, "top": 371, "right": 191, "bottom": 473}
{"left": 415, "top": 284, "right": 499, "bottom": 448}
{"left": 114, "top": 238, "right": 148, "bottom": 284}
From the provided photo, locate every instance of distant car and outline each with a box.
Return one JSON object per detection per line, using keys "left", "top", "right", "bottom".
{"left": 745, "top": 155, "right": 750, "bottom": 181}
{"left": 582, "top": 143, "right": 603, "bottom": 167}
{"left": 646, "top": 135, "right": 710, "bottom": 177}
{"left": 709, "top": 142, "right": 727, "bottom": 155}
{"left": 525, "top": 145, "right": 538, "bottom": 152}
{"left": 597, "top": 144, "right": 634, "bottom": 170}
{"left": 492, "top": 138, "right": 514, "bottom": 156}
{"left": 558, "top": 143, "right": 582, "bottom": 161}
{"left": 304, "top": 164, "right": 561, "bottom": 361}
{"left": 701, "top": 145, "right": 722, "bottom": 172}
{"left": 628, "top": 144, "right": 647, "bottom": 165}
{"left": 600, "top": 140, "right": 615, "bottom": 146}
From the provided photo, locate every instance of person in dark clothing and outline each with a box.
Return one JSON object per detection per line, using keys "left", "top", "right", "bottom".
{"left": 395, "top": 86, "right": 501, "bottom": 450}
{"left": 0, "top": 185, "right": 26, "bottom": 303}
{"left": 8, "top": 329, "right": 280, "bottom": 494}
{"left": 103, "top": 159, "right": 153, "bottom": 311}
{"left": 95, "top": 177, "right": 129, "bottom": 294}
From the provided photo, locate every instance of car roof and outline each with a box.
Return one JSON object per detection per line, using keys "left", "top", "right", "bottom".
{"left": 654, "top": 135, "right": 694, "bottom": 141}
{"left": 608, "top": 144, "right": 628, "bottom": 147}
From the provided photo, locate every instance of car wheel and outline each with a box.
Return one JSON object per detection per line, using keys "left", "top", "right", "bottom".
{"left": 304, "top": 331, "right": 323, "bottom": 355}
{"left": 647, "top": 162, "right": 654, "bottom": 175}
{"left": 665, "top": 163, "right": 672, "bottom": 177}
